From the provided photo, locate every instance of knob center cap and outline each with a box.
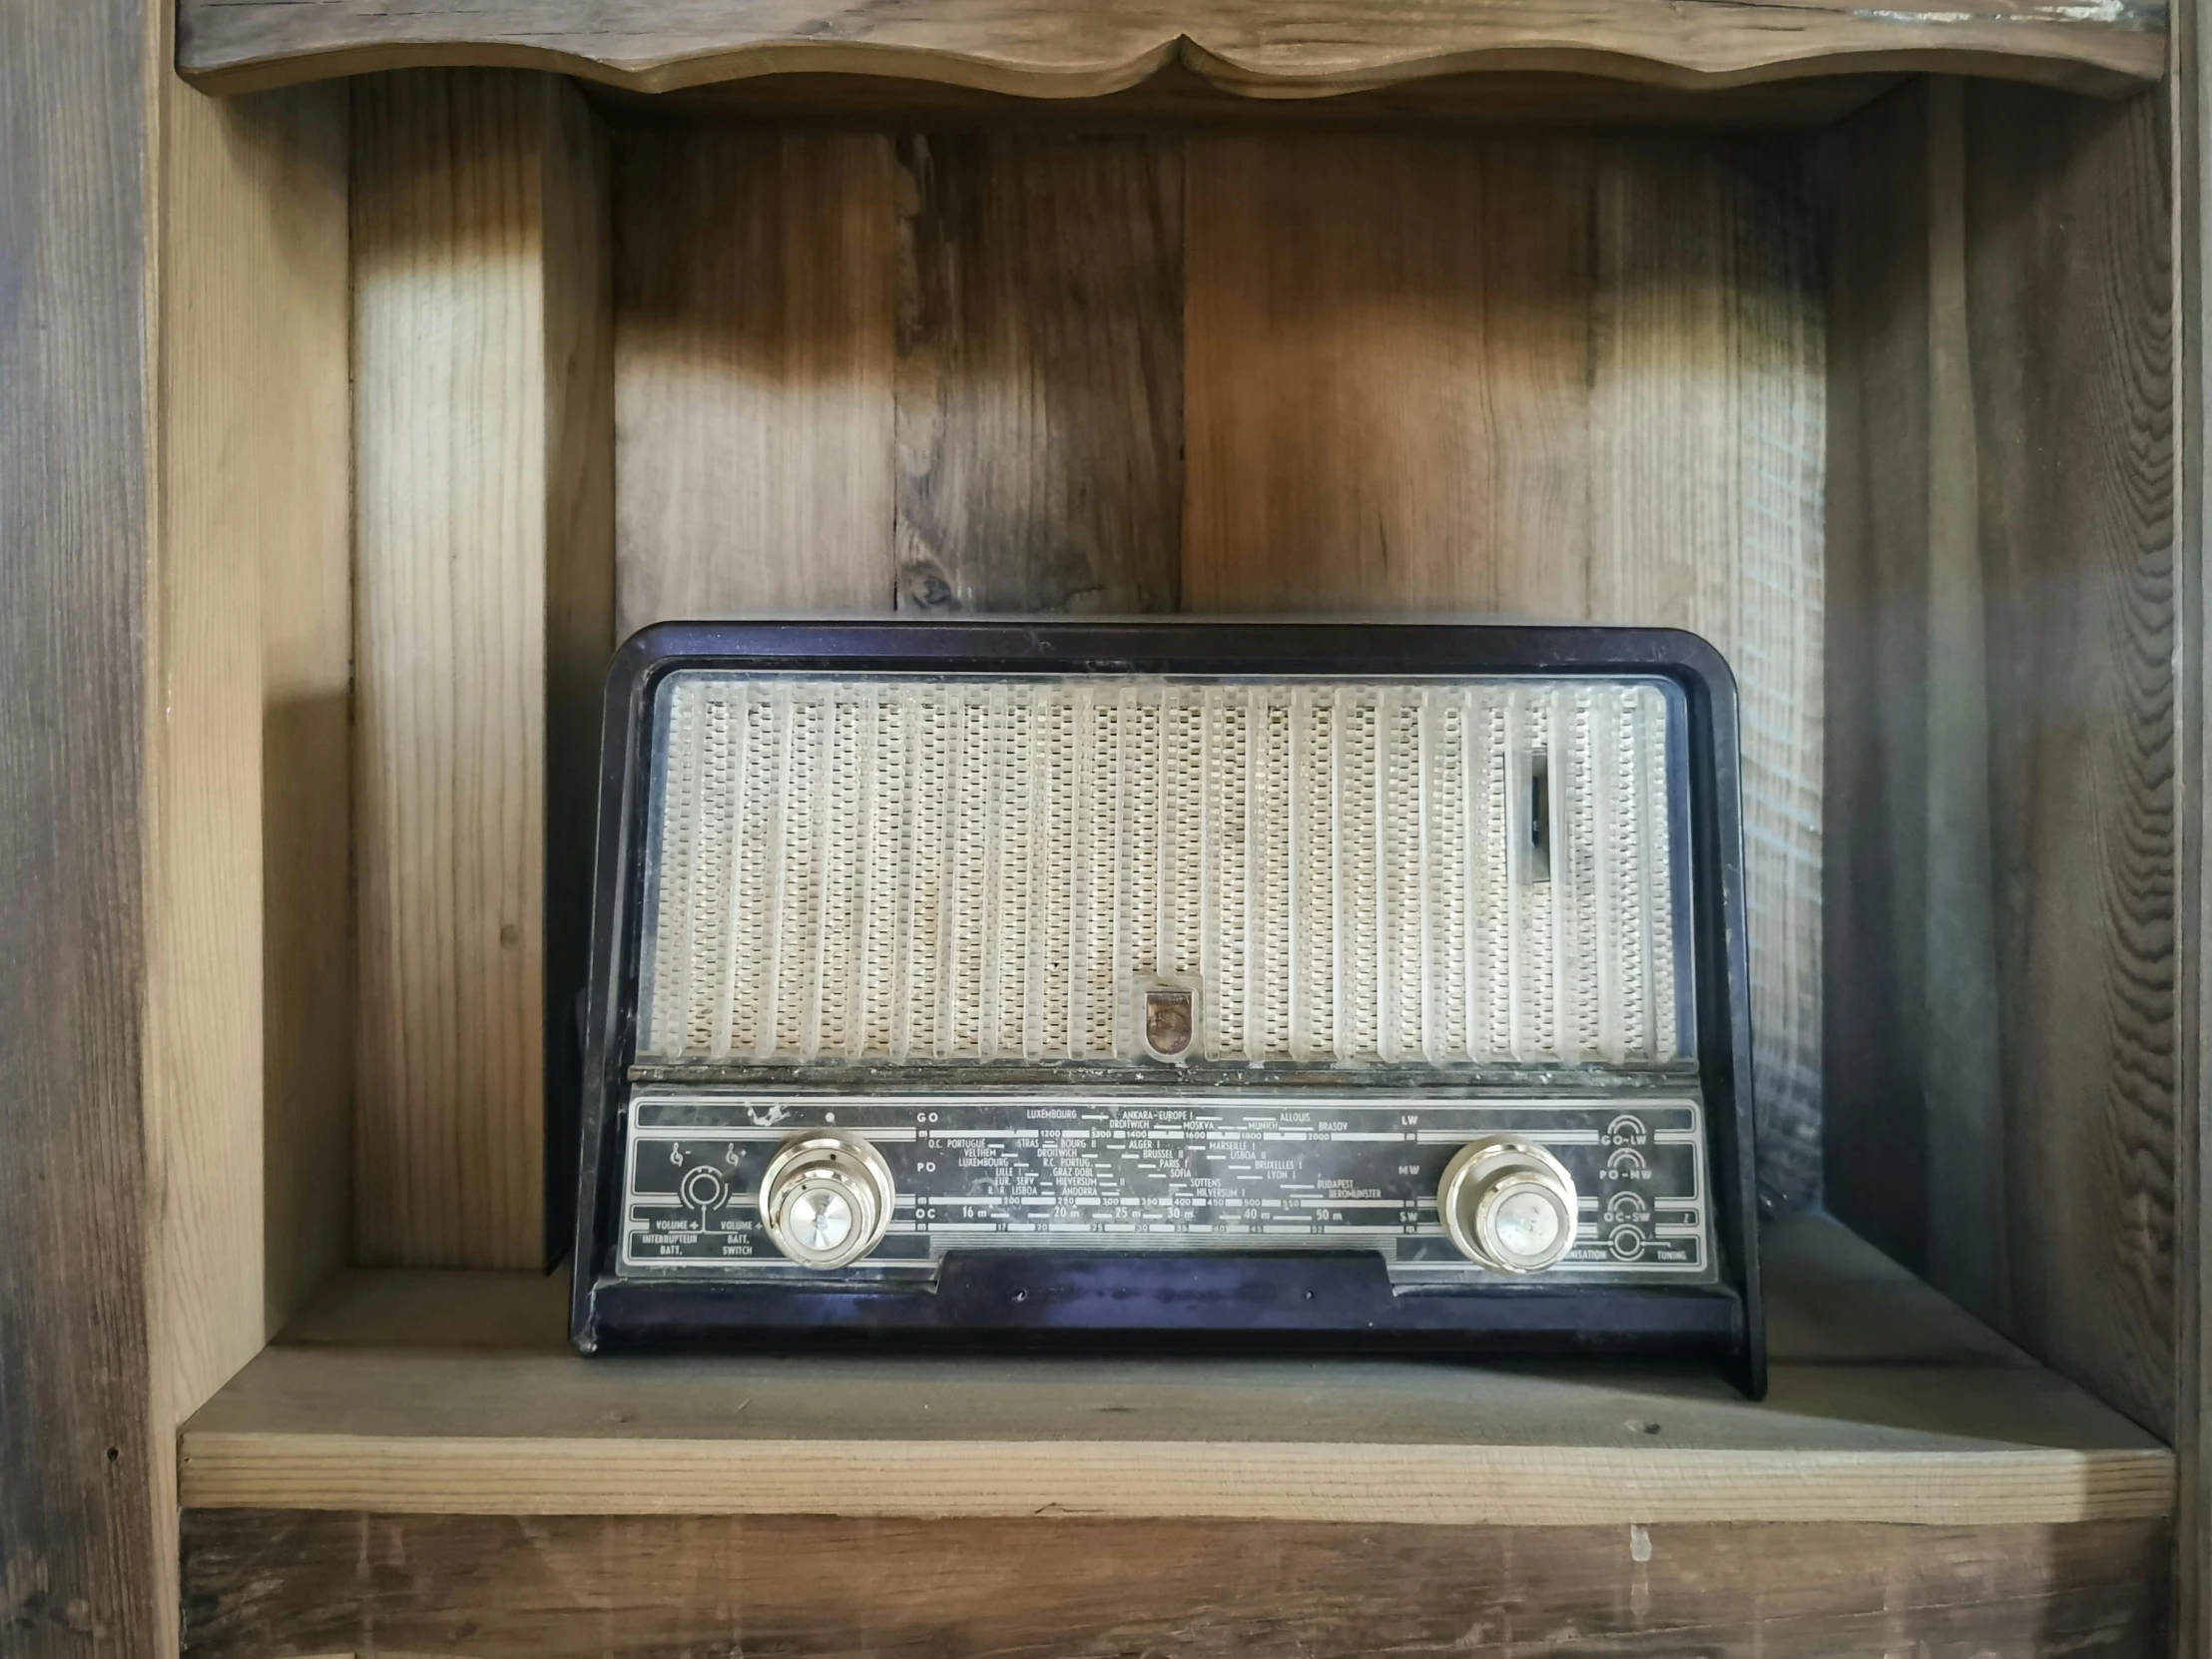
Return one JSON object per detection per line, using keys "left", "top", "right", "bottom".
{"left": 789, "top": 1184, "right": 854, "bottom": 1252}
{"left": 1491, "top": 1186, "right": 1564, "bottom": 1260}
{"left": 1437, "top": 1137, "right": 1579, "bottom": 1274}
{"left": 757, "top": 1131, "right": 897, "bottom": 1270}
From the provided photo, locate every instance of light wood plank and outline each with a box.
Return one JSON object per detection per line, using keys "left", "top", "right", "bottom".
{"left": 893, "top": 135, "right": 1182, "bottom": 614}
{"left": 1824, "top": 80, "right": 2178, "bottom": 1440}
{"left": 174, "top": 0, "right": 2165, "bottom": 100}
{"left": 1184, "top": 134, "right": 1825, "bottom": 1208}
{"left": 153, "top": 72, "right": 354, "bottom": 1425}
{"left": 614, "top": 130, "right": 896, "bottom": 634}
{"left": 181, "top": 1218, "right": 2171, "bottom": 1525}
{"left": 352, "top": 71, "right": 614, "bottom": 1270}
{"left": 148, "top": 78, "right": 354, "bottom": 1658}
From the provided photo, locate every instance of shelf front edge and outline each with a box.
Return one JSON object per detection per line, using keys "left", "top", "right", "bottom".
{"left": 178, "top": 1430, "right": 2175, "bottom": 1526}
{"left": 175, "top": 6, "right": 2166, "bottom": 98}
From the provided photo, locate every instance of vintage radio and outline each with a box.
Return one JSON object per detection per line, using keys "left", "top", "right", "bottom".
{"left": 570, "top": 621, "right": 1763, "bottom": 1394}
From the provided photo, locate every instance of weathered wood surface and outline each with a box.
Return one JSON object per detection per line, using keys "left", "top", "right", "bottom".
{"left": 179, "top": 1509, "right": 2173, "bottom": 1659}
{"left": 614, "top": 130, "right": 897, "bottom": 633}
{"left": 151, "top": 81, "right": 353, "bottom": 1655}
{"left": 894, "top": 135, "right": 1182, "bottom": 614}
{"left": 352, "top": 72, "right": 614, "bottom": 1270}
{"left": 2174, "top": 0, "right": 2211, "bottom": 1644}
{"left": 1183, "top": 134, "right": 1825, "bottom": 1207}
{"left": 177, "top": 1216, "right": 2174, "bottom": 1525}
{"left": 0, "top": 4, "right": 164, "bottom": 1651}
{"left": 1824, "top": 79, "right": 2178, "bottom": 1443}
{"left": 175, "top": 0, "right": 2167, "bottom": 100}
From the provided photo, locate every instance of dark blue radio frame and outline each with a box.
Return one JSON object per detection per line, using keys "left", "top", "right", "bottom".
{"left": 569, "top": 620, "right": 1765, "bottom": 1397}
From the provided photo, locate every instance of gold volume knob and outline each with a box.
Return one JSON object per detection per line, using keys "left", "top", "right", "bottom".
{"left": 1438, "top": 1137, "right": 1579, "bottom": 1273}
{"left": 758, "top": 1131, "right": 896, "bottom": 1270}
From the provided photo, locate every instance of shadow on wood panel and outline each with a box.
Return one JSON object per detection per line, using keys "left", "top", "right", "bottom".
{"left": 1823, "top": 79, "right": 2175, "bottom": 1438}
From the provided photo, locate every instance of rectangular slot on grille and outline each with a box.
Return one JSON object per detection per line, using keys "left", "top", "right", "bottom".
{"left": 1525, "top": 749, "right": 1552, "bottom": 886}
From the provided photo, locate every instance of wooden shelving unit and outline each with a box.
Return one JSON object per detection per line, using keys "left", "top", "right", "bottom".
{"left": 3, "top": 0, "right": 2204, "bottom": 1651}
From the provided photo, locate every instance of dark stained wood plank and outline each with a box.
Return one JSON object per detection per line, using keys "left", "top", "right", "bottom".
{"left": 1183, "top": 133, "right": 1826, "bottom": 1210}
{"left": 613, "top": 130, "right": 896, "bottom": 634}
{"left": 585, "top": 65, "right": 1907, "bottom": 133}
{"left": 1825, "top": 79, "right": 2178, "bottom": 1440}
{"left": 1824, "top": 81, "right": 1938, "bottom": 1276}
{"left": 893, "top": 135, "right": 1181, "bottom": 614}
{"left": 0, "top": 0, "right": 164, "bottom": 1653}
{"left": 173, "top": 0, "right": 2166, "bottom": 100}
{"left": 179, "top": 1510, "right": 2172, "bottom": 1659}
{"left": 1961, "top": 79, "right": 2176, "bottom": 1441}
{"left": 2177, "top": 0, "right": 2211, "bottom": 1641}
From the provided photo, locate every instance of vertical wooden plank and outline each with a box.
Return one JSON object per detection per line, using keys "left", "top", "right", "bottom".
{"left": 1184, "top": 134, "right": 1825, "bottom": 1208}
{"left": 893, "top": 135, "right": 1183, "bottom": 614}
{"left": 353, "top": 71, "right": 613, "bottom": 1270}
{"left": 0, "top": 0, "right": 164, "bottom": 1648}
{"left": 2177, "top": 0, "right": 2211, "bottom": 1630}
{"left": 540, "top": 82, "right": 616, "bottom": 1256}
{"left": 152, "top": 74, "right": 353, "bottom": 1439}
{"left": 1826, "top": 80, "right": 2177, "bottom": 1441}
{"left": 614, "top": 131, "right": 895, "bottom": 633}
{"left": 250, "top": 86, "right": 358, "bottom": 1333}
{"left": 1185, "top": 136, "right": 1528, "bottom": 613}
{"left": 1961, "top": 80, "right": 2176, "bottom": 1437}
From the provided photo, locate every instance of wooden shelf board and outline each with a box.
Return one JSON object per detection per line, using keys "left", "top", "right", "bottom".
{"left": 175, "top": 1, "right": 2164, "bottom": 100}
{"left": 180, "top": 1217, "right": 2172, "bottom": 1525}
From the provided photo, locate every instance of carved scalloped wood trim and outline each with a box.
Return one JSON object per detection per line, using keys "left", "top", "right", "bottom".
{"left": 178, "top": 1, "right": 2165, "bottom": 100}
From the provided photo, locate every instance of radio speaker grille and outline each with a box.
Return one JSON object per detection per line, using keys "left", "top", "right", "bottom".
{"left": 637, "top": 676, "right": 1685, "bottom": 1067}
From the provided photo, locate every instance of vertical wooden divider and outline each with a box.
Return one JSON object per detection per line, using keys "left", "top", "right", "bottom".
{"left": 352, "top": 72, "right": 614, "bottom": 1269}
{"left": 1184, "top": 134, "right": 1826, "bottom": 1208}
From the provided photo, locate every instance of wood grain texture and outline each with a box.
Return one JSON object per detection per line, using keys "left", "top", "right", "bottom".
{"left": 2178, "top": 0, "right": 2210, "bottom": 1640}
{"left": 152, "top": 79, "right": 352, "bottom": 1445}
{"left": 352, "top": 71, "right": 614, "bottom": 1270}
{"left": 178, "top": 1216, "right": 2174, "bottom": 1525}
{"left": 1824, "top": 81, "right": 2177, "bottom": 1439}
{"left": 179, "top": 1509, "right": 2172, "bottom": 1659}
{"left": 614, "top": 130, "right": 896, "bottom": 633}
{"left": 1183, "top": 134, "right": 1825, "bottom": 1209}
{"left": 173, "top": 0, "right": 2167, "bottom": 101}
{"left": 0, "top": 2, "right": 164, "bottom": 1650}
{"left": 894, "top": 136, "right": 1181, "bottom": 613}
